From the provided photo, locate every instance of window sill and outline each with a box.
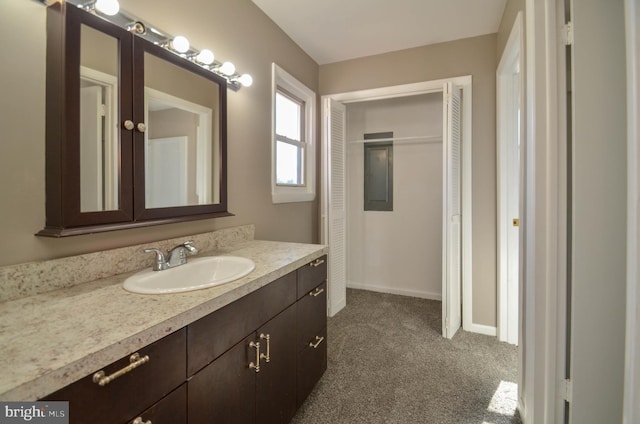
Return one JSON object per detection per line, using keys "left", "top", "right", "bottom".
{"left": 272, "top": 191, "right": 315, "bottom": 204}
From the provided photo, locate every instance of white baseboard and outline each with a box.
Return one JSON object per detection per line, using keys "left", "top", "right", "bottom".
{"left": 467, "top": 322, "right": 497, "bottom": 336}
{"left": 347, "top": 281, "right": 442, "bottom": 301}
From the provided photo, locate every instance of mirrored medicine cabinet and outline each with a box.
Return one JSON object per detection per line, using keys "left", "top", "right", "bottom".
{"left": 38, "top": 3, "right": 230, "bottom": 237}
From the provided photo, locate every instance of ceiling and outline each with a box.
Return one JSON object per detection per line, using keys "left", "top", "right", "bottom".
{"left": 251, "top": 0, "right": 507, "bottom": 65}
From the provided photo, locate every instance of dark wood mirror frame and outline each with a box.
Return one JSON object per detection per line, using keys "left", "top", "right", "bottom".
{"left": 38, "top": 3, "right": 231, "bottom": 237}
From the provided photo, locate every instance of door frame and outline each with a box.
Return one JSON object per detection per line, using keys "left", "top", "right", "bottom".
{"left": 320, "top": 76, "right": 476, "bottom": 335}
{"left": 497, "top": 11, "right": 524, "bottom": 345}
{"left": 625, "top": 0, "right": 640, "bottom": 421}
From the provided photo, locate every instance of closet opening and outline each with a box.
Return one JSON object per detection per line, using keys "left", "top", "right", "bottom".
{"left": 321, "top": 77, "right": 472, "bottom": 339}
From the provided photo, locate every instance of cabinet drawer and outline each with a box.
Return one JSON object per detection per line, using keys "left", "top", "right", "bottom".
{"left": 296, "top": 256, "right": 327, "bottom": 300}
{"left": 44, "top": 328, "right": 186, "bottom": 424}
{"left": 128, "top": 383, "right": 187, "bottom": 424}
{"left": 187, "top": 271, "right": 296, "bottom": 375}
{"left": 296, "top": 281, "right": 327, "bottom": 352}
{"left": 296, "top": 325, "right": 327, "bottom": 409}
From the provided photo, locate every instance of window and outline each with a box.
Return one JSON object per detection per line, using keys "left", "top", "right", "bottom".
{"left": 271, "top": 63, "right": 316, "bottom": 203}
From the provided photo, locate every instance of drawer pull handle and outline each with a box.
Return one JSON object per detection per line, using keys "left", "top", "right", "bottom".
{"left": 309, "top": 336, "right": 325, "bottom": 349}
{"left": 260, "top": 333, "right": 271, "bottom": 363}
{"left": 131, "top": 418, "right": 152, "bottom": 424}
{"left": 249, "top": 341, "right": 261, "bottom": 372}
{"left": 309, "top": 287, "right": 325, "bottom": 297}
{"left": 92, "top": 352, "right": 149, "bottom": 387}
{"left": 310, "top": 258, "right": 325, "bottom": 267}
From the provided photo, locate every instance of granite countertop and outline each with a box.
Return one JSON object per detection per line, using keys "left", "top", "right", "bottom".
{"left": 0, "top": 240, "right": 327, "bottom": 401}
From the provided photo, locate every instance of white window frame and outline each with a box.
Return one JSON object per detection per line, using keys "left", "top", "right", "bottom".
{"left": 271, "top": 63, "right": 316, "bottom": 203}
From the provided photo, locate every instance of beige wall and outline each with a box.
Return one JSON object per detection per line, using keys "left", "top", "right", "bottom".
{"left": 0, "top": 0, "right": 318, "bottom": 268}
{"left": 320, "top": 34, "right": 498, "bottom": 327}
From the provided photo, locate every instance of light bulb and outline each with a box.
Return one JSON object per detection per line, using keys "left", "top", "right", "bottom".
{"left": 171, "top": 36, "right": 190, "bottom": 53}
{"left": 238, "top": 74, "right": 253, "bottom": 87}
{"left": 196, "top": 49, "right": 215, "bottom": 65}
{"left": 95, "top": 0, "right": 120, "bottom": 16}
{"left": 219, "top": 61, "right": 236, "bottom": 76}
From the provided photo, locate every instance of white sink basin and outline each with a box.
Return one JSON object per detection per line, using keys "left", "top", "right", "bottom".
{"left": 123, "top": 256, "right": 256, "bottom": 294}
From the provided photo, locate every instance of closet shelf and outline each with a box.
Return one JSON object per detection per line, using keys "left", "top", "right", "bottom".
{"left": 347, "top": 135, "right": 442, "bottom": 145}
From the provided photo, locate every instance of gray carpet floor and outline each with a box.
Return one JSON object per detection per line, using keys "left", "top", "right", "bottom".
{"left": 291, "top": 289, "right": 522, "bottom": 424}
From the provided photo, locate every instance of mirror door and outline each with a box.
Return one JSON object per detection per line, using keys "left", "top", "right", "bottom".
{"left": 132, "top": 38, "right": 227, "bottom": 221}
{"left": 44, "top": 4, "right": 134, "bottom": 232}
{"left": 41, "top": 3, "right": 229, "bottom": 237}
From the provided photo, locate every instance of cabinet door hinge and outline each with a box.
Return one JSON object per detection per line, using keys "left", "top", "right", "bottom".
{"left": 561, "top": 378, "right": 572, "bottom": 402}
{"left": 562, "top": 22, "right": 573, "bottom": 46}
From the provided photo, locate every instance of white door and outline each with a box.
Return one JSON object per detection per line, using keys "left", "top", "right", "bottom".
{"left": 321, "top": 98, "right": 347, "bottom": 317}
{"left": 146, "top": 136, "right": 188, "bottom": 208}
{"left": 80, "top": 85, "right": 104, "bottom": 212}
{"left": 442, "top": 81, "right": 462, "bottom": 339}
{"left": 497, "top": 13, "right": 523, "bottom": 346}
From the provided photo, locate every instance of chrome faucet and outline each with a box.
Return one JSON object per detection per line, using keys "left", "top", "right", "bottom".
{"left": 144, "top": 241, "right": 199, "bottom": 271}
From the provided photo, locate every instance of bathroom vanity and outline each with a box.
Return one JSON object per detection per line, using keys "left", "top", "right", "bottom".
{"left": 0, "top": 228, "right": 327, "bottom": 424}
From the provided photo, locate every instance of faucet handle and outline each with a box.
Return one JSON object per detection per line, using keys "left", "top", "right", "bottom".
{"left": 144, "top": 248, "right": 167, "bottom": 271}
{"left": 180, "top": 240, "right": 198, "bottom": 254}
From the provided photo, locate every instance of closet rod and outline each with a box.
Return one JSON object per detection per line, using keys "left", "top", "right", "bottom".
{"left": 347, "top": 135, "right": 442, "bottom": 144}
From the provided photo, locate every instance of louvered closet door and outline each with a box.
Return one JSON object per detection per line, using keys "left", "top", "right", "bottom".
{"left": 442, "top": 82, "right": 462, "bottom": 339}
{"left": 324, "top": 98, "right": 347, "bottom": 316}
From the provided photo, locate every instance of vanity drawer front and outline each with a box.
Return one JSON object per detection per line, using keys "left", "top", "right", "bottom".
{"left": 129, "top": 383, "right": 187, "bottom": 424}
{"left": 296, "top": 325, "right": 327, "bottom": 409}
{"left": 44, "top": 328, "right": 186, "bottom": 424}
{"left": 297, "top": 255, "right": 327, "bottom": 299}
{"left": 296, "top": 281, "right": 327, "bottom": 352}
{"left": 187, "top": 271, "right": 297, "bottom": 375}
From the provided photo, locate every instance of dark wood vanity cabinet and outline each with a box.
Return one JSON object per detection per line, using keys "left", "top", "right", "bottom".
{"left": 296, "top": 258, "right": 328, "bottom": 408}
{"left": 188, "top": 305, "right": 297, "bottom": 424}
{"left": 43, "top": 328, "right": 187, "bottom": 424}
{"left": 42, "top": 256, "right": 327, "bottom": 424}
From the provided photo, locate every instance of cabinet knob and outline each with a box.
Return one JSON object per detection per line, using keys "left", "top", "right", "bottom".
{"left": 123, "top": 120, "right": 135, "bottom": 130}
{"left": 136, "top": 122, "right": 147, "bottom": 133}
{"left": 131, "top": 418, "right": 152, "bottom": 424}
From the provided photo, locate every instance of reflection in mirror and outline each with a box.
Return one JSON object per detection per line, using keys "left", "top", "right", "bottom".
{"left": 144, "top": 52, "right": 220, "bottom": 209}
{"left": 79, "top": 24, "right": 120, "bottom": 212}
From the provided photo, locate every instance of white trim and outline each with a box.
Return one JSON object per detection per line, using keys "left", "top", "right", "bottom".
{"left": 347, "top": 282, "right": 442, "bottom": 301}
{"left": 521, "top": 0, "right": 564, "bottom": 422}
{"left": 468, "top": 323, "right": 497, "bottom": 337}
{"left": 144, "top": 87, "right": 214, "bottom": 204}
{"left": 625, "top": 0, "right": 640, "bottom": 422}
{"left": 80, "top": 66, "right": 118, "bottom": 210}
{"left": 461, "top": 79, "right": 474, "bottom": 335}
{"left": 497, "top": 12, "right": 524, "bottom": 346}
{"left": 329, "top": 77, "right": 470, "bottom": 104}
{"left": 321, "top": 76, "right": 475, "bottom": 335}
{"left": 271, "top": 63, "right": 316, "bottom": 204}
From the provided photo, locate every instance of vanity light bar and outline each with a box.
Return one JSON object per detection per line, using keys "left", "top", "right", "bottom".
{"left": 62, "top": 0, "right": 253, "bottom": 90}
